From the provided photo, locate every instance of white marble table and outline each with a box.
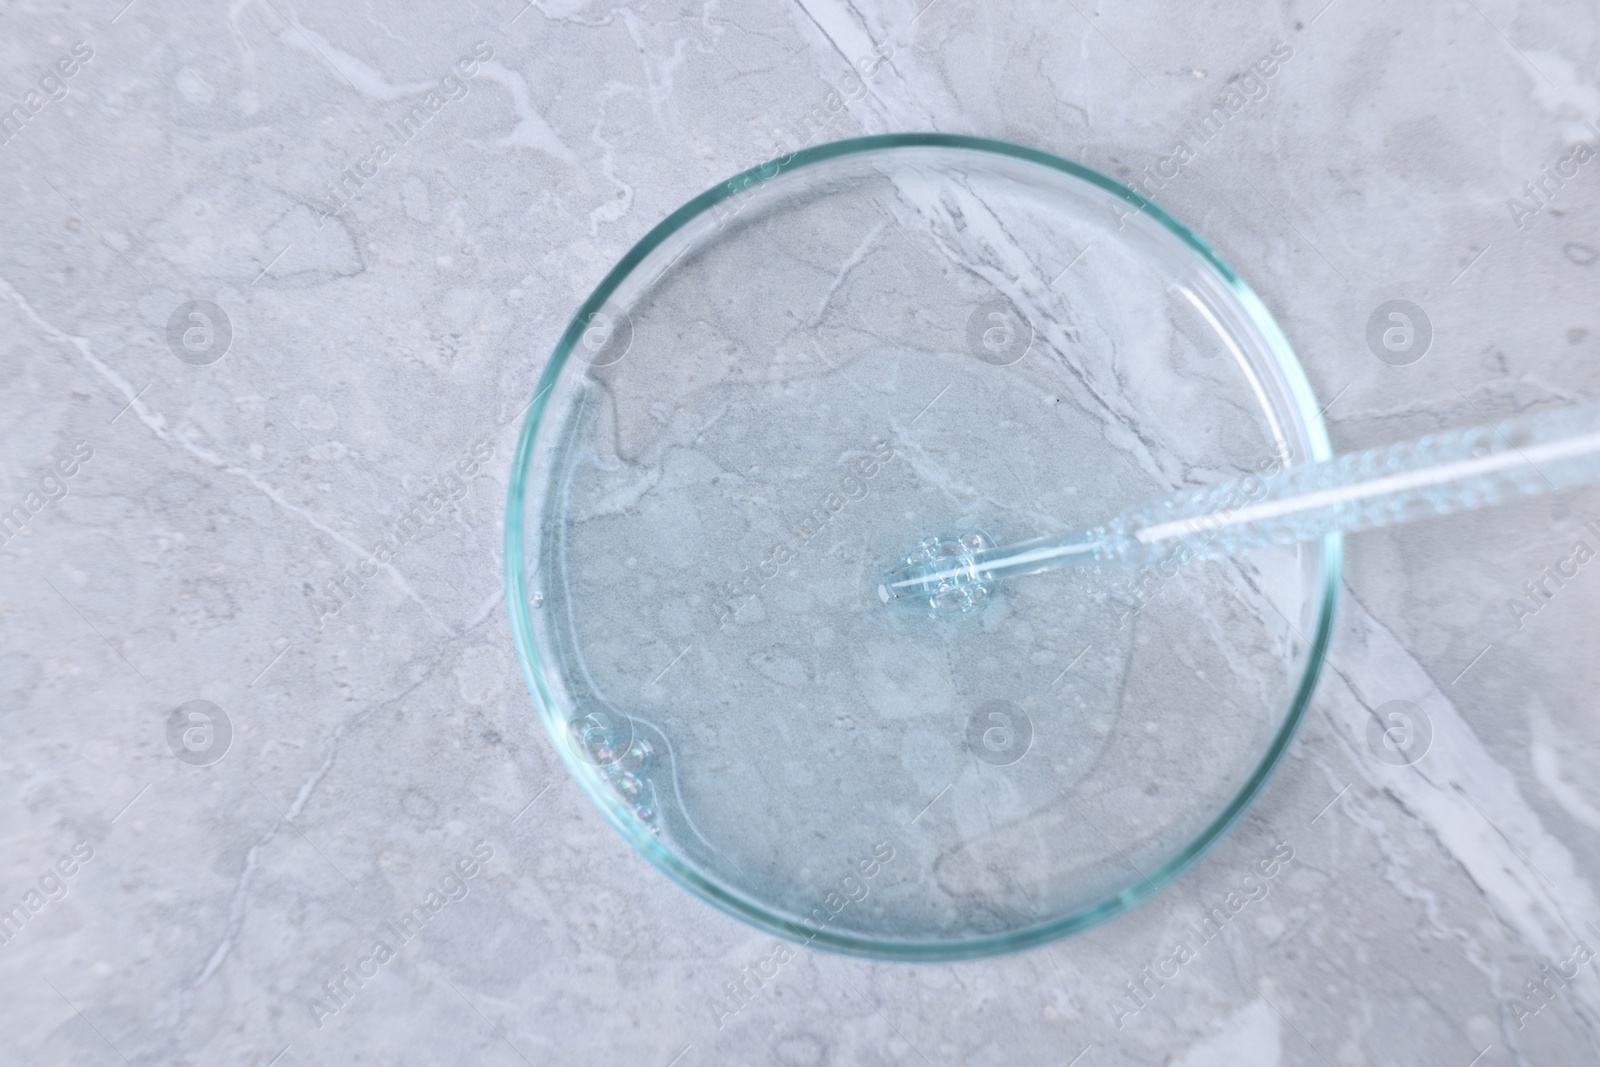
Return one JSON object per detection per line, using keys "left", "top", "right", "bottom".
{"left": 3, "top": 1, "right": 1598, "bottom": 1063}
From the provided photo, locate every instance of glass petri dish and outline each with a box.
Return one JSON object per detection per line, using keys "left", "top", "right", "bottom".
{"left": 506, "top": 134, "right": 1339, "bottom": 960}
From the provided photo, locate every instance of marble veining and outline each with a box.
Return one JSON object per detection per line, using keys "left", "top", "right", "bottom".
{"left": 2, "top": 0, "right": 1599, "bottom": 1064}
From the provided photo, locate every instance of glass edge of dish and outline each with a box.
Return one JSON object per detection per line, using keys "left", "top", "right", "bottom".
{"left": 503, "top": 132, "right": 1344, "bottom": 961}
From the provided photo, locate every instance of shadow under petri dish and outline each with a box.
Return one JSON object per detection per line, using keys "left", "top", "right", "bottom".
{"left": 508, "top": 135, "right": 1338, "bottom": 959}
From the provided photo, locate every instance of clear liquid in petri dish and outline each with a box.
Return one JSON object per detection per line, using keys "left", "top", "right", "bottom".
{"left": 518, "top": 140, "right": 1330, "bottom": 954}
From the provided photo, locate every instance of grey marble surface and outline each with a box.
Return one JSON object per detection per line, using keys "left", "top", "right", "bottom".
{"left": 3, "top": 1, "right": 1600, "bottom": 1064}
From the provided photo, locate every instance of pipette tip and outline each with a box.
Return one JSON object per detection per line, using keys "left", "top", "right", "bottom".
{"left": 879, "top": 532, "right": 995, "bottom": 614}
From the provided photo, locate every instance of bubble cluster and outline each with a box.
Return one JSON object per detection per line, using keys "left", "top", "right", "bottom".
{"left": 569, "top": 713, "right": 658, "bottom": 831}
{"left": 889, "top": 533, "right": 995, "bottom": 613}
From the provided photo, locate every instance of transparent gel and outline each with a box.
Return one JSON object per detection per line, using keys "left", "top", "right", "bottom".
{"left": 508, "top": 136, "right": 1340, "bottom": 958}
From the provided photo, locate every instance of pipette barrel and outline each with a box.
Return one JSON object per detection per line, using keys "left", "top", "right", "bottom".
{"left": 882, "top": 402, "right": 1600, "bottom": 611}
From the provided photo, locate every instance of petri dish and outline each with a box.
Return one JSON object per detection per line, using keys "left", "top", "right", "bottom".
{"left": 506, "top": 134, "right": 1339, "bottom": 960}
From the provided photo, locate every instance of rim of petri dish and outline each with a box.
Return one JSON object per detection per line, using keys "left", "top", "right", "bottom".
{"left": 505, "top": 133, "right": 1342, "bottom": 960}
